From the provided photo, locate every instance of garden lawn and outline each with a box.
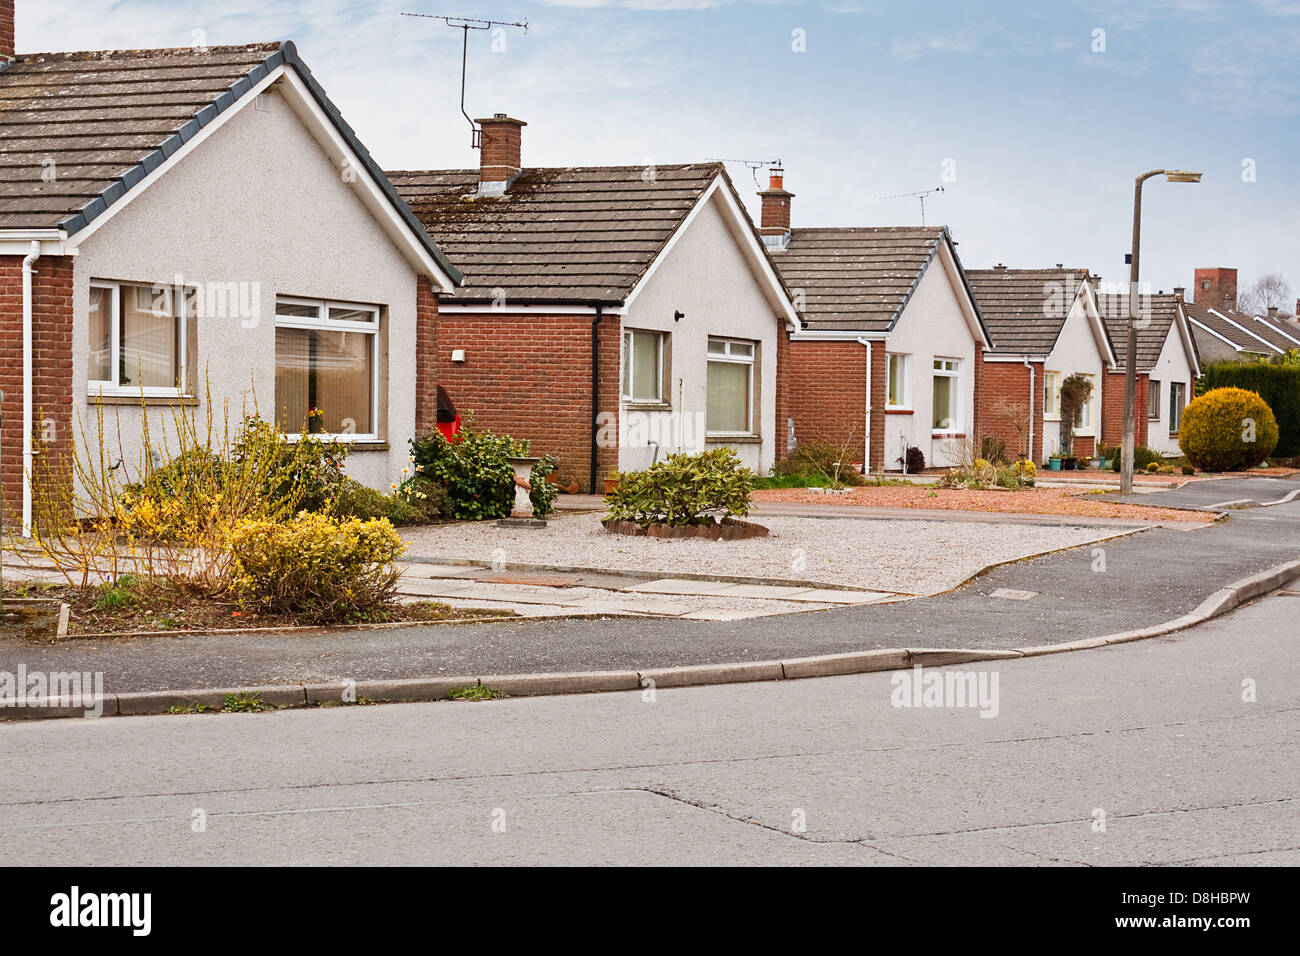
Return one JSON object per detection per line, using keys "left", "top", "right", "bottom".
{"left": 752, "top": 485, "right": 1216, "bottom": 522}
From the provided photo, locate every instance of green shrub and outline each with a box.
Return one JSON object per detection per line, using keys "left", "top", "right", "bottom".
{"left": 229, "top": 512, "right": 405, "bottom": 621}
{"left": 775, "top": 440, "right": 863, "bottom": 486}
{"left": 529, "top": 454, "right": 560, "bottom": 518}
{"left": 1178, "top": 387, "right": 1279, "bottom": 472}
{"left": 1106, "top": 444, "right": 1163, "bottom": 472}
{"left": 980, "top": 436, "right": 1007, "bottom": 464}
{"left": 410, "top": 425, "right": 527, "bottom": 521}
{"left": 1201, "top": 360, "right": 1300, "bottom": 457}
{"left": 898, "top": 445, "right": 926, "bottom": 473}
{"left": 232, "top": 415, "right": 348, "bottom": 513}
{"left": 604, "top": 448, "right": 755, "bottom": 527}
{"left": 333, "top": 477, "right": 445, "bottom": 526}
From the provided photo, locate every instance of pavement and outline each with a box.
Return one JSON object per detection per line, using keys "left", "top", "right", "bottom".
{"left": 3, "top": 479, "right": 1298, "bottom": 697}
{"left": 2, "top": 587, "right": 1295, "bottom": 865}
{"left": 1098, "top": 474, "right": 1300, "bottom": 510}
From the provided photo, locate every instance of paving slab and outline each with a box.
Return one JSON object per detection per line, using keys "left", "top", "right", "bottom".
{"left": 709, "top": 583, "right": 817, "bottom": 599}
{"left": 791, "top": 588, "right": 893, "bottom": 604}
{"left": 624, "top": 578, "right": 740, "bottom": 596}
{"left": 678, "top": 606, "right": 792, "bottom": 621}
{"left": 398, "top": 564, "right": 480, "bottom": 580}
{"left": 564, "top": 596, "right": 698, "bottom": 616}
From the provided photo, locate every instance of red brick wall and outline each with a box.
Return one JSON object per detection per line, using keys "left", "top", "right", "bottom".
{"left": 0, "top": 253, "right": 75, "bottom": 527}
{"left": 432, "top": 309, "right": 615, "bottom": 493}
{"left": 1193, "top": 267, "right": 1237, "bottom": 311}
{"left": 784, "top": 339, "right": 868, "bottom": 466}
{"left": 977, "top": 358, "right": 1043, "bottom": 462}
{"left": 1100, "top": 370, "right": 1149, "bottom": 449}
{"left": 414, "top": 276, "right": 439, "bottom": 437}
{"left": 0, "top": 0, "right": 14, "bottom": 60}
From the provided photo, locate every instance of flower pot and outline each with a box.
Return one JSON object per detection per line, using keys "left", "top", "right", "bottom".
{"left": 1062, "top": 457, "right": 1078, "bottom": 471}
{"left": 1048, "top": 458, "right": 1063, "bottom": 471}
{"left": 603, "top": 477, "right": 620, "bottom": 495}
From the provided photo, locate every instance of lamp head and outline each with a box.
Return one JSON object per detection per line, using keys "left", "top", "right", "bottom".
{"left": 1165, "top": 170, "right": 1203, "bottom": 183}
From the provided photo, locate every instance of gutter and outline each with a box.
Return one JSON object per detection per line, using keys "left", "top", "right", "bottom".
{"left": 1022, "top": 356, "right": 1035, "bottom": 464}
{"left": 857, "top": 337, "right": 872, "bottom": 473}
{"left": 20, "top": 240, "right": 39, "bottom": 538}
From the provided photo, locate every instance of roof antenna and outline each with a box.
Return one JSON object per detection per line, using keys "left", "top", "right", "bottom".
{"left": 709, "top": 157, "right": 783, "bottom": 189}
{"left": 401, "top": 12, "right": 528, "bottom": 148}
{"left": 877, "top": 185, "right": 945, "bottom": 226}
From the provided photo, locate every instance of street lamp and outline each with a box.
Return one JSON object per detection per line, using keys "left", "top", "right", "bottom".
{"left": 1121, "top": 169, "right": 1202, "bottom": 495}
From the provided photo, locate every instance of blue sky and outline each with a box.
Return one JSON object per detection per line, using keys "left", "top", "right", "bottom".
{"left": 21, "top": 0, "right": 1300, "bottom": 300}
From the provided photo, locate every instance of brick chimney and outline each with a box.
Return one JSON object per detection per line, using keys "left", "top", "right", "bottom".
{"left": 1, "top": 0, "right": 15, "bottom": 62}
{"left": 1268, "top": 305, "right": 1278, "bottom": 318}
{"left": 1193, "top": 267, "right": 1237, "bottom": 311}
{"left": 757, "top": 167, "right": 794, "bottom": 251}
{"left": 475, "top": 114, "right": 525, "bottom": 196}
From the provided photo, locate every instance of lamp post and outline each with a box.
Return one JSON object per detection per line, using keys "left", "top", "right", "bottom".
{"left": 1121, "top": 169, "right": 1201, "bottom": 495}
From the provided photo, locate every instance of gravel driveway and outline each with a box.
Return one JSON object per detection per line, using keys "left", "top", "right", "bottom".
{"left": 402, "top": 513, "right": 1132, "bottom": 594}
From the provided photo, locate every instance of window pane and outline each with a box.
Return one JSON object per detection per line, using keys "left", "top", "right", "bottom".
{"left": 933, "top": 374, "right": 954, "bottom": 429}
{"left": 628, "top": 330, "right": 660, "bottom": 401}
{"left": 730, "top": 342, "right": 753, "bottom": 358}
{"left": 707, "top": 360, "right": 749, "bottom": 432}
{"left": 888, "top": 355, "right": 903, "bottom": 405}
{"left": 622, "top": 331, "right": 633, "bottom": 398}
{"left": 120, "top": 286, "right": 177, "bottom": 388}
{"left": 275, "top": 327, "right": 374, "bottom": 434}
{"left": 89, "top": 287, "right": 112, "bottom": 382}
{"left": 328, "top": 306, "right": 376, "bottom": 324}
{"left": 277, "top": 301, "right": 319, "bottom": 319}
{"left": 707, "top": 339, "right": 727, "bottom": 355}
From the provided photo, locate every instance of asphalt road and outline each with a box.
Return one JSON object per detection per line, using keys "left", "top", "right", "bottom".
{"left": 1, "top": 588, "right": 1296, "bottom": 865}
{"left": 6, "top": 498, "right": 1299, "bottom": 690}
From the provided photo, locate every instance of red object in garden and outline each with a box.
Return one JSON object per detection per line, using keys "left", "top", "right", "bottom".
{"left": 435, "top": 385, "right": 461, "bottom": 442}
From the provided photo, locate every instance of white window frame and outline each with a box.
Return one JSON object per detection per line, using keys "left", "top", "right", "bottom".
{"left": 621, "top": 328, "right": 665, "bottom": 404}
{"left": 1148, "top": 379, "right": 1162, "bottom": 421}
{"left": 931, "top": 357, "right": 961, "bottom": 433}
{"left": 88, "top": 279, "right": 189, "bottom": 397}
{"left": 275, "top": 296, "right": 381, "bottom": 442}
{"left": 1043, "top": 370, "right": 1061, "bottom": 421}
{"left": 706, "top": 336, "right": 756, "bottom": 437}
{"left": 1075, "top": 373, "right": 1098, "bottom": 437}
{"left": 886, "top": 352, "right": 911, "bottom": 409}
{"left": 1169, "top": 382, "right": 1186, "bottom": 435}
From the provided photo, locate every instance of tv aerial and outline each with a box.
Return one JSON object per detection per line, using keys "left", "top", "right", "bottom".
{"left": 878, "top": 185, "right": 945, "bottom": 226}
{"left": 401, "top": 12, "right": 529, "bottom": 147}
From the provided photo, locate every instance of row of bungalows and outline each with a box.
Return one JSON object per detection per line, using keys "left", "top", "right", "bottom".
{"left": 0, "top": 12, "right": 1237, "bottom": 530}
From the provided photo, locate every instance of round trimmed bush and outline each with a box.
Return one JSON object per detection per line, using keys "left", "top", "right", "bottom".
{"left": 1179, "top": 387, "right": 1278, "bottom": 472}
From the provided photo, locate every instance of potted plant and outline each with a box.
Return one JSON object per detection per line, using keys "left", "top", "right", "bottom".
{"left": 603, "top": 471, "right": 621, "bottom": 495}
{"left": 1057, "top": 373, "right": 1094, "bottom": 472}
{"left": 1048, "top": 452, "right": 1064, "bottom": 471}
{"left": 307, "top": 406, "right": 325, "bottom": 434}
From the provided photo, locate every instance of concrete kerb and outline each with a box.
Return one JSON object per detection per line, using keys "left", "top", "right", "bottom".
{"left": 10, "top": 558, "right": 1300, "bottom": 722}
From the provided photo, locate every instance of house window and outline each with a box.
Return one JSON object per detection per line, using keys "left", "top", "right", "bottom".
{"left": 886, "top": 353, "right": 909, "bottom": 408}
{"left": 932, "top": 358, "right": 960, "bottom": 431}
{"left": 1043, "top": 371, "right": 1060, "bottom": 419}
{"left": 274, "top": 297, "right": 379, "bottom": 439}
{"left": 88, "top": 281, "right": 193, "bottom": 394}
{"left": 1169, "top": 382, "right": 1186, "bottom": 434}
{"left": 1148, "top": 379, "right": 1161, "bottom": 420}
{"left": 1076, "top": 373, "right": 1098, "bottom": 434}
{"left": 706, "top": 337, "right": 755, "bottom": 434}
{"left": 622, "top": 329, "right": 664, "bottom": 403}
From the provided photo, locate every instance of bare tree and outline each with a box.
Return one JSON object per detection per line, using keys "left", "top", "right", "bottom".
{"left": 1238, "top": 273, "right": 1292, "bottom": 316}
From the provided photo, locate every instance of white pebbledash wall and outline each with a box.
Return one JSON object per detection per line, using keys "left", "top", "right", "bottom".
{"left": 883, "top": 256, "right": 978, "bottom": 470}
{"left": 617, "top": 190, "right": 781, "bottom": 476}
{"left": 70, "top": 83, "right": 419, "bottom": 491}
{"left": 1146, "top": 326, "right": 1197, "bottom": 457}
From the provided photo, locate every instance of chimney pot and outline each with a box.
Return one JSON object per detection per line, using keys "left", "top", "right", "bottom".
{"left": 1268, "top": 305, "right": 1278, "bottom": 317}
{"left": 475, "top": 114, "right": 526, "bottom": 196}
{"left": 1173, "top": 286, "right": 1185, "bottom": 301}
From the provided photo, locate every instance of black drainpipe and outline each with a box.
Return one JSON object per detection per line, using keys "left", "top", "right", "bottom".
{"left": 589, "top": 304, "right": 603, "bottom": 493}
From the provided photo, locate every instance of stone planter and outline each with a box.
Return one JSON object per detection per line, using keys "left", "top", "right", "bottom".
{"left": 505, "top": 456, "right": 540, "bottom": 518}
{"left": 602, "top": 517, "right": 769, "bottom": 540}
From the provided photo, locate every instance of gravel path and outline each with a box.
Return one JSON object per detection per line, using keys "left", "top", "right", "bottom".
{"left": 401, "top": 513, "right": 1132, "bottom": 594}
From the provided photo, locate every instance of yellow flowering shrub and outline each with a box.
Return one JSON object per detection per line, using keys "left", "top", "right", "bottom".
{"left": 1179, "top": 387, "right": 1279, "bottom": 472}
{"left": 229, "top": 512, "right": 406, "bottom": 621}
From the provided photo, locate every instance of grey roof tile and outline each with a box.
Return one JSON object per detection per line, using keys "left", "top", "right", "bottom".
{"left": 388, "top": 164, "right": 721, "bottom": 303}
{"left": 1182, "top": 301, "right": 1275, "bottom": 356}
{"left": 1097, "top": 292, "right": 1182, "bottom": 371}
{"left": 967, "top": 267, "right": 1094, "bottom": 357}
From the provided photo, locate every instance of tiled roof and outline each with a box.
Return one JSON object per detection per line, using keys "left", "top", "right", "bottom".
{"left": 772, "top": 226, "right": 948, "bottom": 333}
{"left": 1218, "top": 308, "right": 1300, "bottom": 352}
{"left": 1097, "top": 292, "right": 1183, "bottom": 371}
{"left": 0, "top": 41, "right": 460, "bottom": 281}
{"left": 0, "top": 44, "right": 282, "bottom": 231}
{"left": 388, "top": 164, "right": 721, "bottom": 303}
{"left": 967, "top": 266, "right": 1094, "bottom": 357}
{"left": 1183, "top": 302, "right": 1274, "bottom": 356}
